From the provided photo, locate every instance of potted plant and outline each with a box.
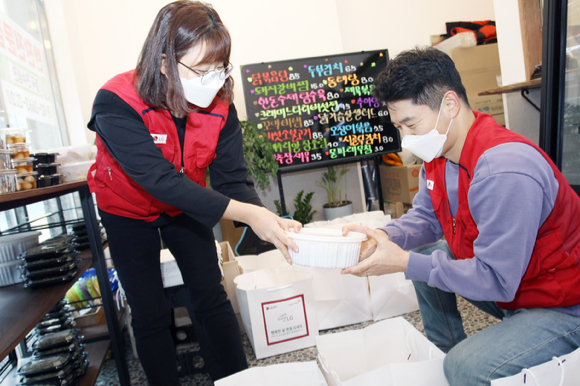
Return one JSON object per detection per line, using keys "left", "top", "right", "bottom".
{"left": 274, "top": 190, "right": 317, "bottom": 225}
{"left": 240, "top": 120, "right": 279, "bottom": 191}
{"left": 317, "top": 165, "right": 353, "bottom": 220}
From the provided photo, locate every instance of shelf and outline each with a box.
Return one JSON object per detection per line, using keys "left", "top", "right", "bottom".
{"left": 78, "top": 340, "right": 110, "bottom": 386}
{"left": 80, "top": 298, "right": 125, "bottom": 342}
{"left": 478, "top": 78, "right": 542, "bottom": 96}
{"left": 0, "top": 249, "right": 93, "bottom": 360}
{"left": 0, "top": 181, "right": 87, "bottom": 212}
{"left": 0, "top": 340, "right": 110, "bottom": 386}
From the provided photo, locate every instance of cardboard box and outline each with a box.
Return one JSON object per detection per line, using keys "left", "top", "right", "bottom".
{"left": 445, "top": 43, "right": 505, "bottom": 126}
{"left": 383, "top": 201, "right": 413, "bottom": 219}
{"left": 219, "top": 219, "right": 245, "bottom": 253}
{"left": 379, "top": 164, "right": 422, "bottom": 204}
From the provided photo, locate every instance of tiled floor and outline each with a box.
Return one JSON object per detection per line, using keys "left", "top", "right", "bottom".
{"left": 95, "top": 296, "right": 500, "bottom": 385}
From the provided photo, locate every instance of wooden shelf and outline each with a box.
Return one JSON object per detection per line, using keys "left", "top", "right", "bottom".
{"left": 0, "top": 249, "right": 93, "bottom": 360}
{"left": 77, "top": 340, "right": 110, "bottom": 386}
{"left": 478, "top": 78, "right": 542, "bottom": 96}
{"left": 0, "top": 340, "right": 110, "bottom": 386}
{"left": 0, "top": 181, "right": 87, "bottom": 212}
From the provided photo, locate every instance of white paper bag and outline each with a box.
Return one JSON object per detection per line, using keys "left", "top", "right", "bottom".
{"left": 368, "top": 273, "right": 419, "bottom": 321}
{"left": 491, "top": 346, "right": 580, "bottom": 386}
{"left": 235, "top": 249, "right": 288, "bottom": 275}
{"left": 234, "top": 265, "right": 319, "bottom": 359}
{"left": 316, "top": 317, "right": 449, "bottom": 386}
{"left": 309, "top": 267, "right": 373, "bottom": 330}
{"left": 215, "top": 361, "right": 327, "bottom": 386}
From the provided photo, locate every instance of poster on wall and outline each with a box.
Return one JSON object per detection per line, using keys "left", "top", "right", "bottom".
{"left": 240, "top": 49, "right": 400, "bottom": 172}
{"left": 0, "top": 11, "right": 56, "bottom": 126}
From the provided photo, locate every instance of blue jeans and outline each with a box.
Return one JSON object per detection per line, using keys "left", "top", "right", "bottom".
{"left": 412, "top": 241, "right": 580, "bottom": 386}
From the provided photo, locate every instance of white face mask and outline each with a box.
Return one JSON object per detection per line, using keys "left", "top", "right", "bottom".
{"left": 401, "top": 98, "right": 453, "bottom": 162}
{"left": 180, "top": 75, "right": 226, "bottom": 108}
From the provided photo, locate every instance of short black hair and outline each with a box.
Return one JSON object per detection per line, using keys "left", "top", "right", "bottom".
{"left": 374, "top": 46, "right": 469, "bottom": 111}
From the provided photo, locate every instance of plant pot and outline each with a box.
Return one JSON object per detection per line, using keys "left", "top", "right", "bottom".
{"left": 323, "top": 201, "right": 354, "bottom": 221}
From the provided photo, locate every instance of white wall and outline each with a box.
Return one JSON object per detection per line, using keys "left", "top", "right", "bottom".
{"left": 44, "top": 0, "right": 496, "bottom": 221}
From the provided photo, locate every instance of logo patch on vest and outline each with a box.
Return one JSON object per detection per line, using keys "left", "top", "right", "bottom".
{"left": 427, "top": 179, "right": 434, "bottom": 190}
{"left": 151, "top": 134, "right": 167, "bottom": 144}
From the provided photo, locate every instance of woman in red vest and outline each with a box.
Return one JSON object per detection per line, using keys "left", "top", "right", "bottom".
{"left": 341, "top": 47, "right": 580, "bottom": 385}
{"left": 87, "top": 2, "right": 300, "bottom": 384}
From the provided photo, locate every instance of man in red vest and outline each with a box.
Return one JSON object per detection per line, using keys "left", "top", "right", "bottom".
{"left": 342, "top": 47, "right": 580, "bottom": 385}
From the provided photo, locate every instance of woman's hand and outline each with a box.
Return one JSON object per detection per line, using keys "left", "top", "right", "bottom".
{"left": 223, "top": 201, "right": 302, "bottom": 262}
{"left": 341, "top": 227, "right": 409, "bottom": 277}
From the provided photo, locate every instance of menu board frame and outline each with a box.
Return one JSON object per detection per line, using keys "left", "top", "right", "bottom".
{"left": 240, "top": 49, "right": 401, "bottom": 174}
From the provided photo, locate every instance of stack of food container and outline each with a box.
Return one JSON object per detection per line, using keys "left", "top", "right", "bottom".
{"left": 20, "top": 237, "right": 80, "bottom": 289}
{"left": 49, "top": 144, "right": 96, "bottom": 183}
{"left": 66, "top": 220, "right": 107, "bottom": 250}
{"left": 0, "top": 128, "right": 38, "bottom": 193}
{"left": 30, "top": 152, "right": 62, "bottom": 188}
{"left": 17, "top": 321, "right": 89, "bottom": 385}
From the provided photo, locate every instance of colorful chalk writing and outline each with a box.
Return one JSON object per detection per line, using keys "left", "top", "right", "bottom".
{"left": 241, "top": 50, "right": 400, "bottom": 169}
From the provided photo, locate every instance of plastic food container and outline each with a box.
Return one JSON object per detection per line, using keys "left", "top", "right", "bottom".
{"left": 8, "top": 143, "right": 31, "bottom": 159}
{"left": 20, "top": 243, "right": 76, "bottom": 262}
{"left": 12, "top": 157, "right": 35, "bottom": 173}
{"left": 30, "top": 152, "right": 59, "bottom": 165}
{"left": 32, "top": 329, "right": 82, "bottom": 351}
{"left": 0, "top": 149, "right": 14, "bottom": 168}
{"left": 0, "top": 169, "right": 18, "bottom": 194}
{"left": 21, "top": 253, "right": 77, "bottom": 271}
{"left": 17, "top": 353, "right": 72, "bottom": 376}
{"left": 0, "top": 259, "right": 25, "bottom": 287}
{"left": 284, "top": 228, "right": 367, "bottom": 269}
{"left": 0, "top": 128, "right": 29, "bottom": 146}
{"left": 0, "top": 231, "right": 41, "bottom": 263}
{"left": 35, "top": 163, "right": 60, "bottom": 176}
{"left": 59, "top": 160, "right": 95, "bottom": 182}
{"left": 50, "top": 144, "right": 93, "bottom": 164}
{"left": 16, "top": 171, "right": 38, "bottom": 191}
{"left": 37, "top": 174, "right": 62, "bottom": 188}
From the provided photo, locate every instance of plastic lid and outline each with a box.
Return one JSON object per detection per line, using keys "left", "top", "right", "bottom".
{"left": 16, "top": 171, "right": 38, "bottom": 177}
{"left": 0, "top": 231, "right": 41, "bottom": 244}
{"left": 0, "top": 149, "right": 15, "bottom": 154}
{"left": 12, "top": 157, "right": 35, "bottom": 164}
{"left": 0, "top": 168, "right": 17, "bottom": 174}
{"left": 7, "top": 143, "right": 30, "bottom": 148}
{"left": 285, "top": 228, "right": 367, "bottom": 243}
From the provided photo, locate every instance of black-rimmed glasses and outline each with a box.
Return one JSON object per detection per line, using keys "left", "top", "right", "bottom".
{"left": 178, "top": 61, "right": 233, "bottom": 85}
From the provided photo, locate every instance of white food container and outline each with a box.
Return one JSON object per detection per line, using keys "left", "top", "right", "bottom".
{"left": 60, "top": 160, "right": 95, "bottom": 182}
{"left": 0, "top": 231, "right": 41, "bottom": 263}
{"left": 0, "top": 260, "right": 25, "bottom": 287}
{"left": 49, "top": 144, "right": 94, "bottom": 164}
{"left": 285, "top": 228, "right": 367, "bottom": 269}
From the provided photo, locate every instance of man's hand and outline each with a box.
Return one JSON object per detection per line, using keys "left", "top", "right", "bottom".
{"left": 341, "top": 227, "right": 409, "bottom": 277}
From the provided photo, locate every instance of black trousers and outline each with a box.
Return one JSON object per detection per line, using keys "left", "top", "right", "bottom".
{"left": 99, "top": 210, "right": 247, "bottom": 385}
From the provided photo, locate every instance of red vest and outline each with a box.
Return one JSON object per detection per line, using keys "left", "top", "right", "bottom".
{"left": 425, "top": 112, "right": 580, "bottom": 309}
{"left": 87, "top": 70, "right": 229, "bottom": 222}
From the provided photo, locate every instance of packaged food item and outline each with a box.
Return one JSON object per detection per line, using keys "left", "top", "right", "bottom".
{"left": 20, "top": 252, "right": 77, "bottom": 270}
{"left": 20, "top": 243, "right": 76, "bottom": 261}
{"left": 8, "top": 143, "right": 31, "bottom": 159}
{"left": 50, "top": 145, "right": 92, "bottom": 164}
{"left": 1, "top": 128, "right": 28, "bottom": 145}
{"left": 12, "top": 157, "right": 35, "bottom": 173}
{"left": 24, "top": 269, "right": 78, "bottom": 288}
{"left": 37, "top": 314, "right": 70, "bottom": 328}
{"left": 16, "top": 171, "right": 37, "bottom": 191}
{"left": 17, "top": 361, "right": 76, "bottom": 385}
{"left": 35, "top": 319, "right": 77, "bottom": 335}
{"left": 35, "top": 163, "right": 60, "bottom": 176}
{"left": 0, "top": 169, "right": 17, "bottom": 194}
{"left": 0, "top": 149, "right": 14, "bottom": 168}
{"left": 32, "top": 342, "right": 83, "bottom": 358}
{"left": 59, "top": 160, "right": 95, "bottom": 183}
{"left": 17, "top": 353, "right": 72, "bottom": 377}
{"left": 31, "top": 330, "right": 82, "bottom": 351}
{"left": 23, "top": 258, "right": 79, "bottom": 279}
{"left": 30, "top": 152, "right": 58, "bottom": 165}
{"left": 37, "top": 174, "right": 62, "bottom": 188}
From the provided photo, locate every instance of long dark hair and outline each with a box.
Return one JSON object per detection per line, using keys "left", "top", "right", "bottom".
{"left": 374, "top": 46, "right": 469, "bottom": 111}
{"left": 135, "top": 1, "right": 233, "bottom": 115}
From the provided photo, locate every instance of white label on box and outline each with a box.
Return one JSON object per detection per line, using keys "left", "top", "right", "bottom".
{"left": 262, "top": 295, "right": 309, "bottom": 345}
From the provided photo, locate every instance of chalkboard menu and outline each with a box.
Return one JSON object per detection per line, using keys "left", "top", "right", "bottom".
{"left": 240, "top": 50, "right": 400, "bottom": 172}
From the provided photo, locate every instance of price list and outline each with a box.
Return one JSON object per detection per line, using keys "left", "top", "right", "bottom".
{"left": 240, "top": 50, "right": 400, "bottom": 171}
